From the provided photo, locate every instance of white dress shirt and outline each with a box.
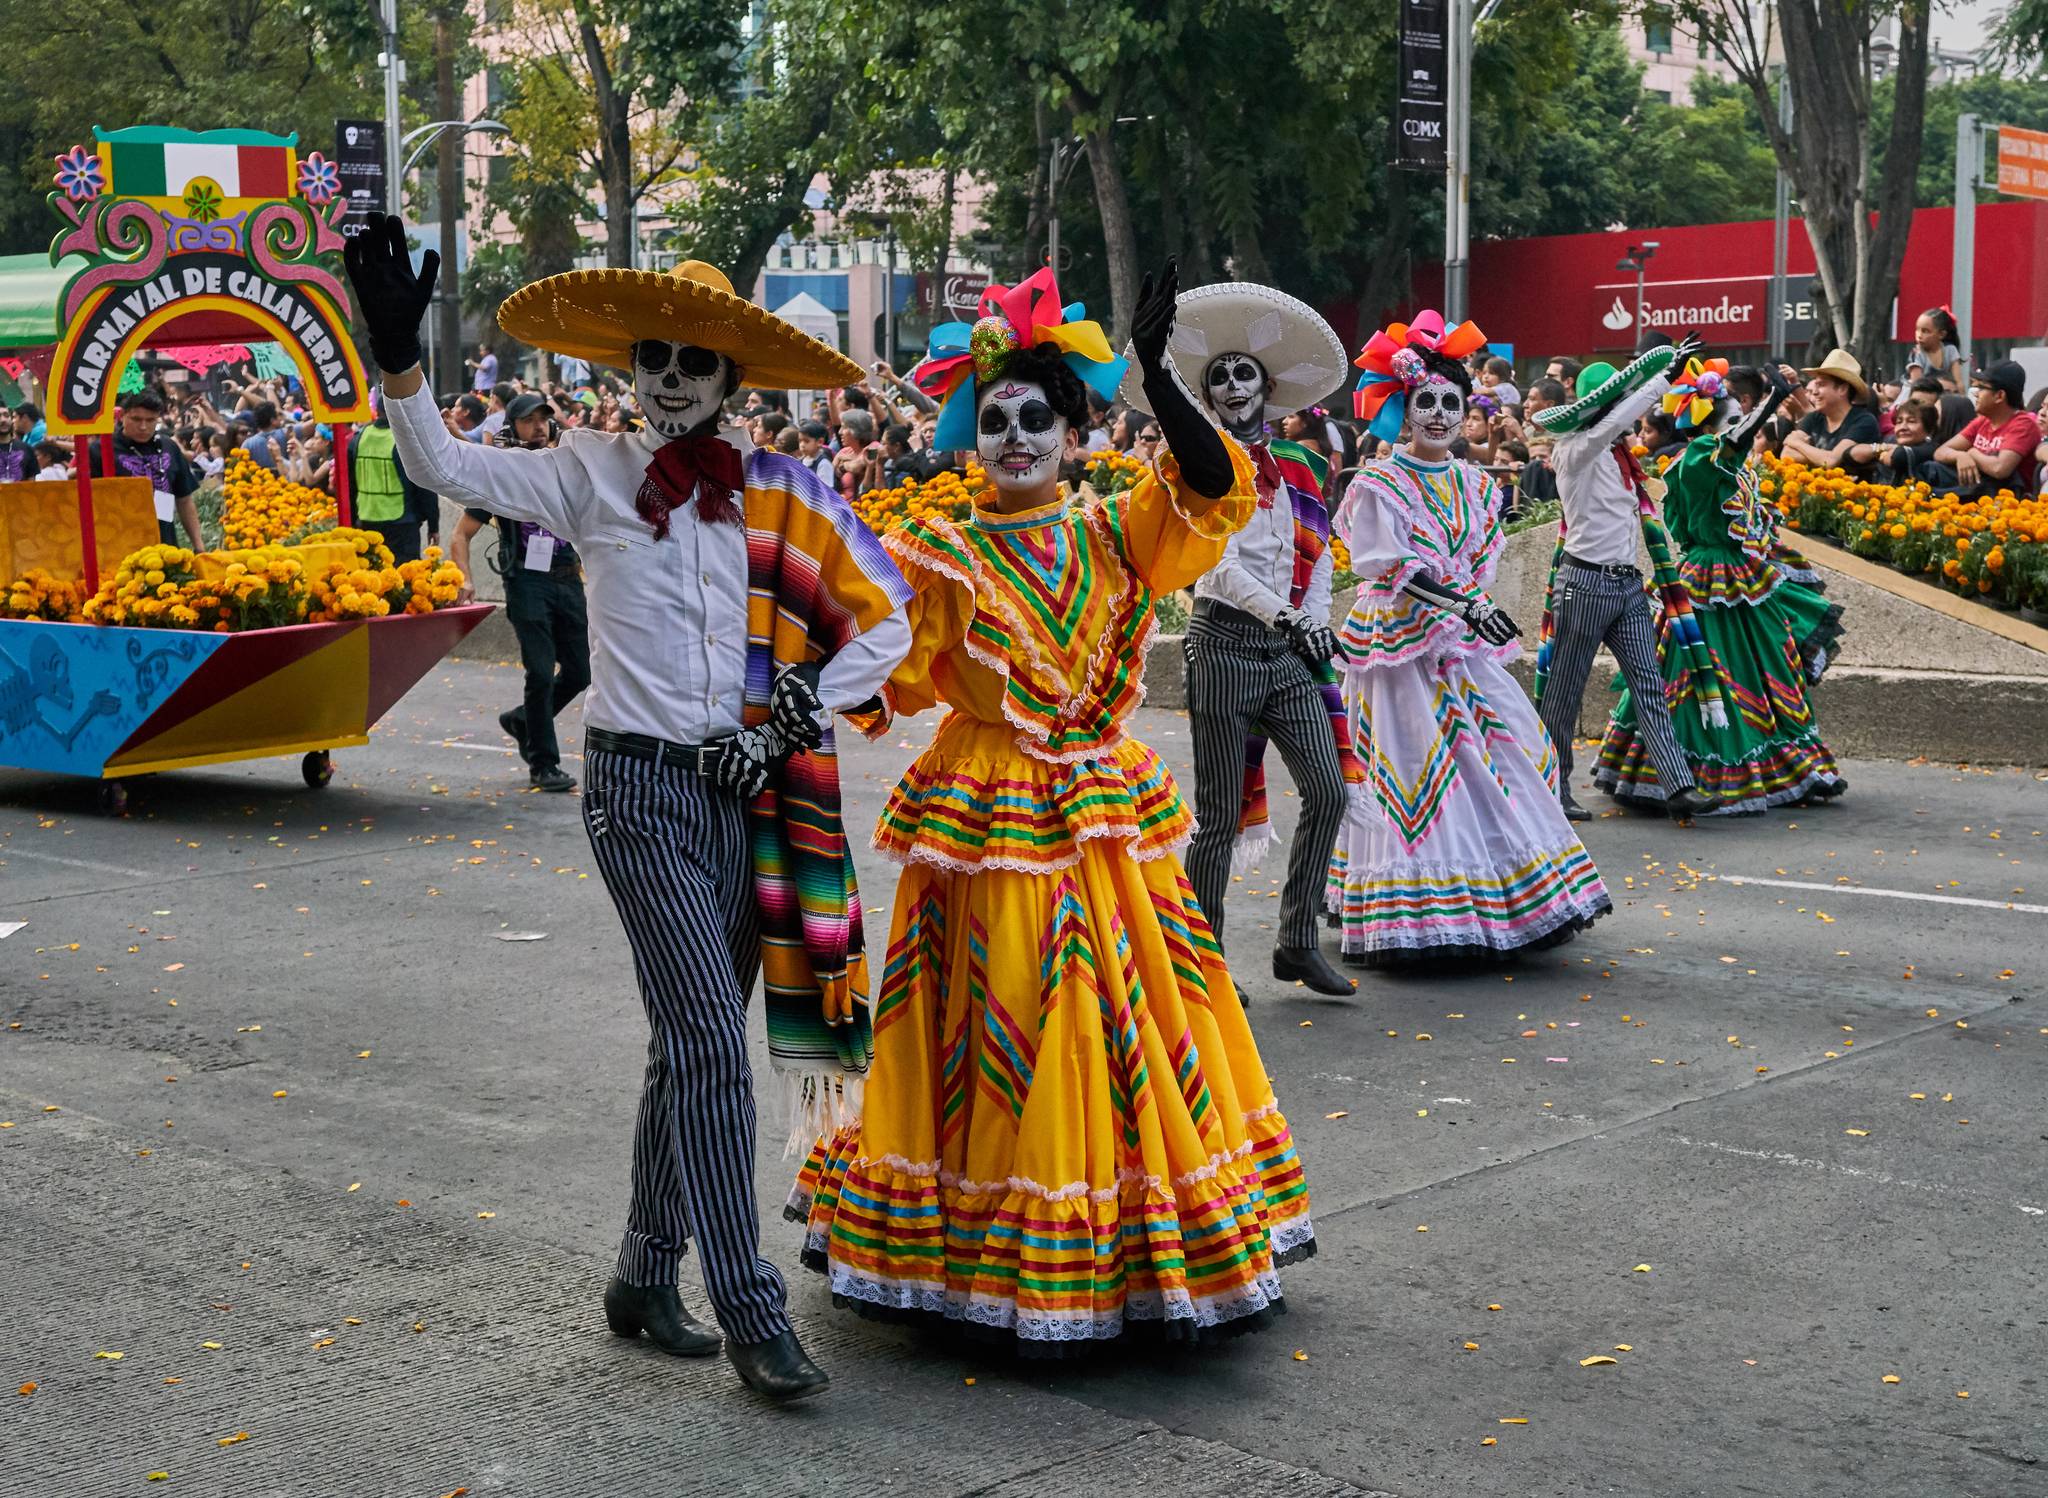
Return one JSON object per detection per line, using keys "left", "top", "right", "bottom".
{"left": 1549, "top": 374, "right": 1670, "bottom": 566}
{"left": 1192, "top": 480, "right": 1333, "bottom": 626}
{"left": 386, "top": 384, "right": 909, "bottom": 745}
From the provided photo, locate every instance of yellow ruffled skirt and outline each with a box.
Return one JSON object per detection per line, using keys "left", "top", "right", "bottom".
{"left": 789, "top": 722, "right": 1314, "bottom": 1354}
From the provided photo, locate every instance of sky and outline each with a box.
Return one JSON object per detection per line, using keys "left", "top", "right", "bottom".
{"left": 1938, "top": 0, "right": 2008, "bottom": 53}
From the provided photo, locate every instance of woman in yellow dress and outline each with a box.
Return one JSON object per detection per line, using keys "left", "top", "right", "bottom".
{"left": 789, "top": 264, "right": 1316, "bottom": 1353}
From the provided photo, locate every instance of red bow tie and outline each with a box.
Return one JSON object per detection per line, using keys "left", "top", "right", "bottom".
{"left": 636, "top": 434, "right": 745, "bottom": 538}
{"left": 1250, "top": 442, "right": 1284, "bottom": 509}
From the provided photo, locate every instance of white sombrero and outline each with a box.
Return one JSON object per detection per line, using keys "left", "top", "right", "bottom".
{"left": 1117, "top": 282, "right": 1347, "bottom": 420}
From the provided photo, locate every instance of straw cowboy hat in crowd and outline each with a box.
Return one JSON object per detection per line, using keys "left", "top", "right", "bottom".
{"left": 1801, "top": 349, "right": 1869, "bottom": 401}
{"left": 497, "top": 261, "right": 864, "bottom": 391}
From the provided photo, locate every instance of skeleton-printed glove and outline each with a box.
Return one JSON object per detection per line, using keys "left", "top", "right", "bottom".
{"left": 768, "top": 663, "right": 827, "bottom": 753}
{"left": 1275, "top": 606, "right": 1339, "bottom": 664}
{"left": 711, "top": 723, "right": 787, "bottom": 800}
{"left": 1460, "top": 596, "right": 1521, "bottom": 646}
{"left": 341, "top": 214, "right": 438, "bottom": 375}
{"left": 1669, "top": 330, "right": 1705, "bottom": 366}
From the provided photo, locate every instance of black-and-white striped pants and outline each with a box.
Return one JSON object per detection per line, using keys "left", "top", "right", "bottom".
{"left": 1537, "top": 562, "right": 1694, "bottom": 792}
{"left": 1183, "top": 604, "right": 1349, "bottom": 952}
{"left": 581, "top": 747, "right": 790, "bottom": 1345}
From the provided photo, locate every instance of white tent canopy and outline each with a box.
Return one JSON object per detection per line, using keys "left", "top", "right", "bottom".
{"left": 771, "top": 291, "right": 841, "bottom": 349}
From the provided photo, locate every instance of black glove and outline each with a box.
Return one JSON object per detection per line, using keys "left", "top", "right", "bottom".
{"left": 768, "top": 663, "right": 827, "bottom": 753}
{"left": 1669, "top": 331, "right": 1705, "bottom": 366}
{"left": 1133, "top": 260, "right": 1234, "bottom": 501}
{"left": 342, "top": 213, "right": 439, "bottom": 375}
{"left": 1461, "top": 596, "right": 1521, "bottom": 646}
{"left": 1275, "top": 606, "right": 1338, "bottom": 663}
{"left": 710, "top": 723, "right": 786, "bottom": 800}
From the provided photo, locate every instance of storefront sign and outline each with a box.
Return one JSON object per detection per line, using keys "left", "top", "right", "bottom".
{"left": 1395, "top": 0, "right": 1448, "bottom": 173}
{"left": 1587, "top": 274, "right": 1818, "bottom": 351}
{"left": 1996, "top": 125, "right": 2048, "bottom": 202}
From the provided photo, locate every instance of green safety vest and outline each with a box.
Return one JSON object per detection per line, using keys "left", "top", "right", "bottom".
{"left": 354, "top": 424, "right": 407, "bottom": 523}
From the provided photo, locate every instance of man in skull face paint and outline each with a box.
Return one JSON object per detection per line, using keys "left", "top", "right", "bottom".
{"left": 1532, "top": 338, "right": 1715, "bottom": 821}
{"left": 343, "top": 215, "right": 911, "bottom": 1403}
{"left": 1121, "top": 283, "right": 1358, "bottom": 996}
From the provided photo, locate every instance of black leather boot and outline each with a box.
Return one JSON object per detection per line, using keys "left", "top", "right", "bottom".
{"left": 603, "top": 1278, "right": 721, "bottom": 1358}
{"left": 1273, "top": 945, "right": 1356, "bottom": 996}
{"left": 1559, "top": 791, "right": 1592, "bottom": 822}
{"left": 1666, "top": 785, "right": 1716, "bottom": 819}
{"left": 727, "top": 1329, "right": 830, "bottom": 1401}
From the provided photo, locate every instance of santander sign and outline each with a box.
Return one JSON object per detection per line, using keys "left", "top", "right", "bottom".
{"left": 1592, "top": 275, "right": 1767, "bottom": 348}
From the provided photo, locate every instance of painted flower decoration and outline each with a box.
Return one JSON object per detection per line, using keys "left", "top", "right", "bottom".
{"left": 1352, "top": 308, "right": 1487, "bottom": 441}
{"left": 53, "top": 145, "right": 105, "bottom": 202}
{"left": 183, "top": 178, "right": 225, "bottom": 223}
{"left": 297, "top": 153, "right": 340, "bottom": 206}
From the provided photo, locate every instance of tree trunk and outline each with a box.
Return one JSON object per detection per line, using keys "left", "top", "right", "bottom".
{"left": 576, "top": 10, "right": 635, "bottom": 268}
{"left": 434, "top": 12, "right": 462, "bottom": 400}
{"left": 1021, "top": 97, "right": 1052, "bottom": 281}
{"left": 1229, "top": 223, "right": 1273, "bottom": 285}
{"left": 1079, "top": 118, "right": 1139, "bottom": 343}
{"left": 1858, "top": 0, "right": 1932, "bottom": 373}
{"left": 1353, "top": 116, "right": 1414, "bottom": 346}
{"left": 1181, "top": 136, "right": 1218, "bottom": 286}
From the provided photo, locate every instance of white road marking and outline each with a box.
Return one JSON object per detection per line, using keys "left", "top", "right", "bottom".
{"left": 433, "top": 740, "right": 519, "bottom": 756}
{"left": 2, "top": 847, "right": 154, "bottom": 879}
{"left": 1719, "top": 874, "right": 2048, "bottom": 916}
{"left": 1678, "top": 1136, "right": 2045, "bottom": 1218}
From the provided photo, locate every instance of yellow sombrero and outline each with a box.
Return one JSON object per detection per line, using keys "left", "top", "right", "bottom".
{"left": 497, "top": 260, "right": 864, "bottom": 389}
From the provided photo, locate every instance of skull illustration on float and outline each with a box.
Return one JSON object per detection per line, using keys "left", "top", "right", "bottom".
{"left": 633, "top": 339, "right": 731, "bottom": 440}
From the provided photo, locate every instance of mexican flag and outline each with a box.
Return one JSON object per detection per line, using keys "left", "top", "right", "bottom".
{"left": 100, "top": 127, "right": 296, "bottom": 202}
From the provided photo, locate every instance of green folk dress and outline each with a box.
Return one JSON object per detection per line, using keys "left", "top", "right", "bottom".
{"left": 1595, "top": 433, "right": 1846, "bottom": 814}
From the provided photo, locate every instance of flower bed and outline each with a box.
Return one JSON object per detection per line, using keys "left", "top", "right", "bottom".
{"left": 1760, "top": 457, "right": 2048, "bottom": 612}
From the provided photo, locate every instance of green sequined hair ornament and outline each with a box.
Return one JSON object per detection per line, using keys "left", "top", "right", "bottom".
{"left": 969, "top": 315, "right": 1021, "bottom": 383}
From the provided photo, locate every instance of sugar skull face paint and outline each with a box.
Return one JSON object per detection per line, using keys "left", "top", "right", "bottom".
{"left": 1408, "top": 373, "right": 1465, "bottom": 454}
{"left": 633, "top": 339, "right": 730, "bottom": 440}
{"left": 975, "top": 378, "right": 1064, "bottom": 494}
{"left": 1203, "top": 352, "right": 1270, "bottom": 441}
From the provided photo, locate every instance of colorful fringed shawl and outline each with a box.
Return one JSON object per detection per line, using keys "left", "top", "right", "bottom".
{"left": 1531, "top": 443, "right": 1730, "bottom": 729}
{"left": 1234, "top": 439, "right": 1367, "bottom": 867}
{"left": 738, "top": 452, "right": 913, "bottom": 1146}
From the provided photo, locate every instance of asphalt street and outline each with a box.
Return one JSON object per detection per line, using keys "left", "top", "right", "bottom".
{"left": 3, "top": 655, "right": 2044, "bottom": 1498}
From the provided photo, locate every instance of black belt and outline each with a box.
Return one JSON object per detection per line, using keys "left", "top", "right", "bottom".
{"left": 585, "top": 726, "right": 729, "bottom": 775}
{"left": 1561, "top": 553, "right": 1640, "bottom": 579}
{"left": 1190, "top": 597, "right": 1270, "bottom": 631}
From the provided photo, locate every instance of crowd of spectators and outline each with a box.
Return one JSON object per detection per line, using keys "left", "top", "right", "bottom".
{"left": 10, "top": 309, "right": 2042, "bottom": 550}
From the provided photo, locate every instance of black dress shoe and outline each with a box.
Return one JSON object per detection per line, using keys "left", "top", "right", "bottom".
{"left": 499, "top": 707, "right": 531, "bottom": 764}
{"left": 1559, "top": 792, "right": 1592, "bottom": 822}
{"left": 1272, "top": 945, "right": 1356, "bottom": 996}
{"left": 531, "top": 763, "right": 577, "bottom": 793}
{"left": 603, "top": 1278, "right": 722, "bottom": 1358}
{"left": 1666, "top": 785, "right": 1716, "bottom": 819}
{"left": 727, "top": 1329, "right": 829, "bottom": 1401}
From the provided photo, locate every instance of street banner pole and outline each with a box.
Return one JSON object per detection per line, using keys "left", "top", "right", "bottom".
{"left": 1953, "top": 112, "right": 1978, "bottom": 369}
{"left": 1769, "top": 74, "right": 1791, "bottom": 362}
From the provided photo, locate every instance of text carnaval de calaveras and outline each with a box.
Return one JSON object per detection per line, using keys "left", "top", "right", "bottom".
{"left": 67, "top": 257, "right": 356, "bottom": 411}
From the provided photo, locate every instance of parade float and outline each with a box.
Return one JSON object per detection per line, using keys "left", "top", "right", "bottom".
{"left": 0, "top": 125, "right": 486, "bottom": 812}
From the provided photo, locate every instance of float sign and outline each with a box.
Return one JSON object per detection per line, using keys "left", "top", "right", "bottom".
{"left": 1395, "top": 0, "right": 1448, "bottom": 172}
{"left": 335, "top": 120, "right": 386, "bottom": 237}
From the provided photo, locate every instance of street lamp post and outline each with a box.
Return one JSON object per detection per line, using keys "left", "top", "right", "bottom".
{"left": 1045, "top": 137, "right": 1085, "bottom": 275}
{"left": 1616, "top": 241, "right": 1659, "bottom": 344}
{"left": 395, "top": 119, "right": 510, "bottom": 395}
